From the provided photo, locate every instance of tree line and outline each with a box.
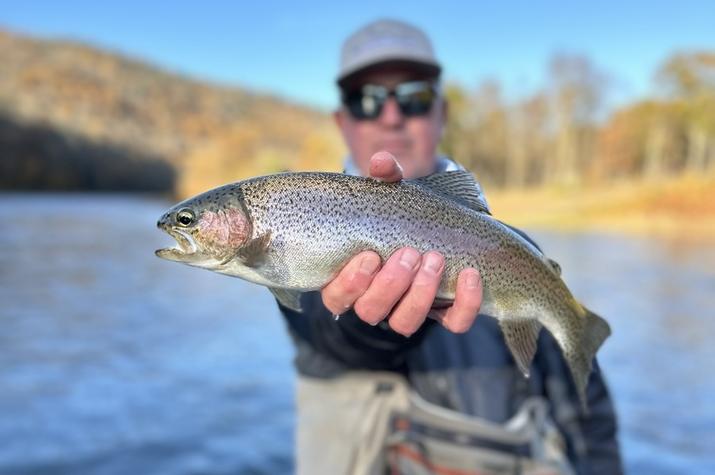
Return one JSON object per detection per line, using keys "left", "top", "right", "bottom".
{"left": 440, "top": 51, "right": 715, "bottom": 187}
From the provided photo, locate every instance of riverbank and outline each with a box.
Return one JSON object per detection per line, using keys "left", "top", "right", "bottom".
{"left": 486, "top": 173, "right": 715, "bottom": 241}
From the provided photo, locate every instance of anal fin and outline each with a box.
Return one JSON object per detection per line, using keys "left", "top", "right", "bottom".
{"left": 499, "top": 319, "right": 542, "bottom": 377}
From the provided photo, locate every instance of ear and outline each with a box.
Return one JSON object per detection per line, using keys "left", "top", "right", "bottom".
{"left": 333, "top": 108, "right": 345, "bottom": 128}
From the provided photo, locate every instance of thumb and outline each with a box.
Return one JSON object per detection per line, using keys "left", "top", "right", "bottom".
{"left": 369, "top": 151, "right": 403, "bottom": 182}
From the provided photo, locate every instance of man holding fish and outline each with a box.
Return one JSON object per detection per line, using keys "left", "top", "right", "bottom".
{"left": 287, "top": 19, "right": 622, "bottom": 475}
{"left": 156, "top": 18, "right": 623, "bottom": 475}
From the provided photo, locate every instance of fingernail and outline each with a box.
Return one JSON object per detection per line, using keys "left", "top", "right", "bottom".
{"left": 359, "top": 254, "right": 380, "bottom": 275}
{"left": 423, "top": 253, "right": 443, "bottom": 274}
{"left": 399, "top": 248, "right": 420, "bottom": 270}
{"left": 466, "top": 270, "right": 480, "bottom": 289}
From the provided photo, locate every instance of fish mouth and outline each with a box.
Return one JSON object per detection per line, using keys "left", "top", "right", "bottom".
{"left": 155, "top": 228, "right": 199, "bottom": 262}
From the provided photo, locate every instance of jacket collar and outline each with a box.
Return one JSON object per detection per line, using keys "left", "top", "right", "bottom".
{"left": 342, "top": 155, "right": 463, "bottom": 177}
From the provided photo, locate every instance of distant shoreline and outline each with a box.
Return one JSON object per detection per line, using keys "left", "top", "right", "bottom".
{"left": 487, "top": 173, "right": 715, "bottom": 241}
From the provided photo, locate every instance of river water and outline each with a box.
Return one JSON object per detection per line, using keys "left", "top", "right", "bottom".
{"left": 0, "top": 194, "right": 713, "bottom": 474}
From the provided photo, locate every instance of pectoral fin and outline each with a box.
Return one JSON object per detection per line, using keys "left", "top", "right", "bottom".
{"left": 270, "top": 288, "right": 303, "bottom": 312}
{"left": 218, "top": 231, "right": 272, "bottom": 266}
{"left": 499, "top": 319, "right": 542, "bottom": 377}
{"left": 237, "top": 231, "right": 272, "bottom": 266}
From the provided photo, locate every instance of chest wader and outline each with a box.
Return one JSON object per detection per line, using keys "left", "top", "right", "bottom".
{"left": 385, "top": 392, "right": 574, "bottom": 475}
{"left": 296, "top": 373, "right": 573, "bottom": 475}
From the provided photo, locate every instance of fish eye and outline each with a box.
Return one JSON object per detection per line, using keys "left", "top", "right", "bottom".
{"left": 176, "top": 209, "right": 195, "bottom": 227}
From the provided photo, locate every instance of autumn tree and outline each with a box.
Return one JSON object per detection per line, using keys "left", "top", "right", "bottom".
{"left": 440, "top": 80, "right": 510, "bottom": 185}
{"left": 547, "top": 54, "right": 608, "bottom": 184}
{"left": 656, "top": 52, "right": 715, "bottom": 173}
{"left": 506, "top": 93, "right": 550, "bottom": 187}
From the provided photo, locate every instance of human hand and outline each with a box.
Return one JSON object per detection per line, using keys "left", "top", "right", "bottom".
{"left": 320, "top": 151, "right": 483, "bottom": 336}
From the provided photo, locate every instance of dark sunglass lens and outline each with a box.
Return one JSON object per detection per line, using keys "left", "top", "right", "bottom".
{"left": 396, "top": 82, "right": 435, "bottom": 117}
{"left": 345, "top": 96, "right": 370, "bottom": 119}
{"left": 344, "top": 85, "right": 387, "bottom": 120}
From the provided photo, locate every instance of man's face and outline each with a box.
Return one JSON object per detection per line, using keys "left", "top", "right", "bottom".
{"left": 334, "top": 67, "right": 446, "bottom": 179}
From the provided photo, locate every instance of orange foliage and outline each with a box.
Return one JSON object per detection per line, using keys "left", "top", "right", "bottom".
{"left": 177, "top": 121, "right": 344, "bottom": 197}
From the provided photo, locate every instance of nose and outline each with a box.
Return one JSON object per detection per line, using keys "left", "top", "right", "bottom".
{"left": 377, "top": 97, "right": 404, "bottom": 127}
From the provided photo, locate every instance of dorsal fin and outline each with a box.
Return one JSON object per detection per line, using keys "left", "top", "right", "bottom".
{"left": 413, "top": 170, "right": 491, "bottom": 214}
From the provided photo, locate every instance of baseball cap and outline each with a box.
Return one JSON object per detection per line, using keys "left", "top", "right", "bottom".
{"left": 337, "top": 19, "right": 442, "bottom": 88}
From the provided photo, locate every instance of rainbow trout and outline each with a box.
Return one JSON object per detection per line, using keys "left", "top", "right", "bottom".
{"left": 155, "top": 170, "right": 610, "bottom": 407}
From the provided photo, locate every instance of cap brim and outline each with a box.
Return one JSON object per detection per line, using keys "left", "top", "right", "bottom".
{"left": 337, "top": 59, "right": 441, "bottom": 89}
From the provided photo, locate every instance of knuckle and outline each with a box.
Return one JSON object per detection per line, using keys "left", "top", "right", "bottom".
{"left": 457, "top": 286, "right": 482, "bottom": 310}
{"left": 405, "top": 296, "right": 431, "bottom": 318}
{"left": 320, "top": 286, "right": 337, "bottom": 307}
{"left": 353, "top": 299, "right": 385, "bottom": 325}
{"left": 321, "top": 295, "right": 343, "bottom": 315}
{"left": 321, "top": 283, "right": 357, "bottom": 315}
{"left": 379, "top": 271, "right": 398, "bottom": 286}
{"left": 466, "top": 293, "right": 483, "bottom": 312}
{"left": 389, "top": 318, "right": 416, "bottom": 337}
{"left": 412, "top": 270, "right": 439, "bottom": 289}
{"left": 445, "top": 319, "right": 470, "bottom": 334}
{"left": 404, "top": 283, "right": 437, "bottom": 315}
{"left": 388, "top": 299, "right": 428, "bottom": 336}
{"left": 342, "top": 272, "right": 368, "bottom": 296}
{"left": 398, "top": 272, "right": 417, "bottom": 288}
{"left": 446, "top": 311, "right": 477, "bottom": 334}
{"left": 377, "top": 270, "right": 411, "bottom": 294}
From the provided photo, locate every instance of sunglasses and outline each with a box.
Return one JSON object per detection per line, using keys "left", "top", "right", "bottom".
{"left": 341, "top": 80, "right": 439, "bottom": 120}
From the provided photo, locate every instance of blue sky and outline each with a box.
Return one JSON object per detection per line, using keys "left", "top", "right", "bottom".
{"left": 2, "top": 1, "right": 714, "bottom": 111}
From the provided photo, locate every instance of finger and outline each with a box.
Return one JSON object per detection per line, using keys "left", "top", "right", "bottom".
{"left": 321, "top": 251, "right": 381, "bottom": 315}
{"left": 353, "top": 247, "right": 421, "bottom": 325}
{"left": 440, "top": 268, "right": 482, "bottom": 333}
{"left": 369, "top": 151, "right": 403, "bottom": 182}
{"left": 388, "top": 251, "right": 445, "bottom": 337}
